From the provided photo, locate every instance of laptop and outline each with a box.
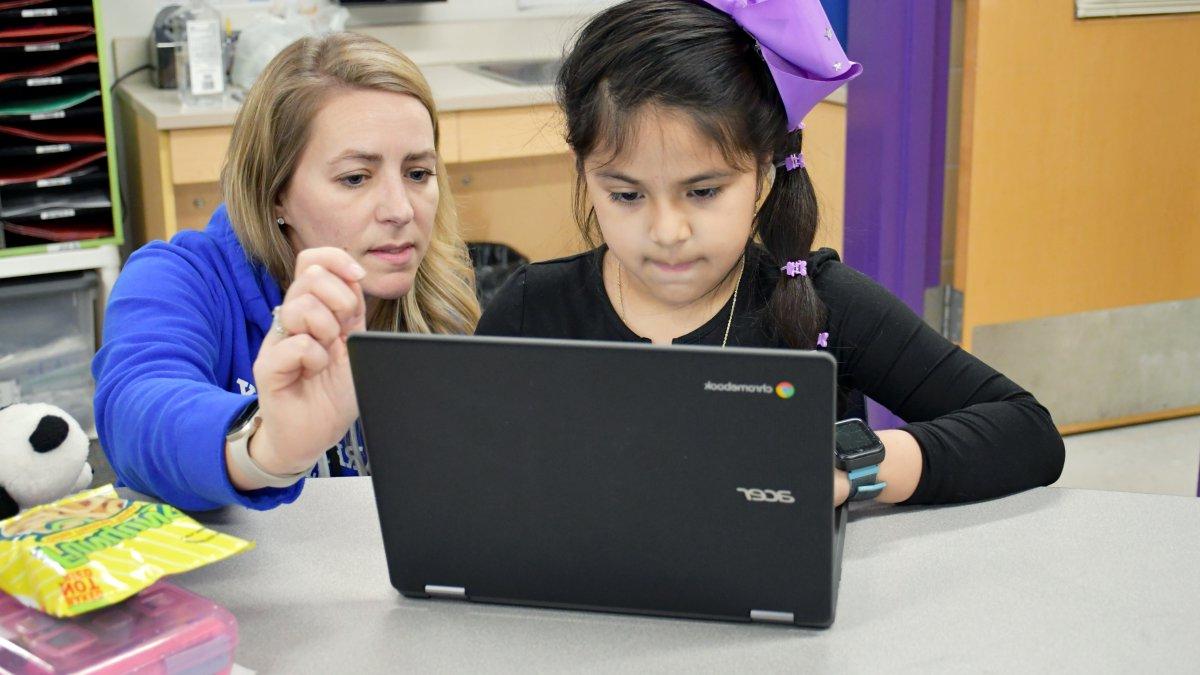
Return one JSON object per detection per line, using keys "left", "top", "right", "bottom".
{"left": 348, "top": 333, "right": 847, "bottom": 628}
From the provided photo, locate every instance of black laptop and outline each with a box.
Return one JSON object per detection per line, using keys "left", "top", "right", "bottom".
{"left": 348, "top": 333, "right": 846, "bottom": 628}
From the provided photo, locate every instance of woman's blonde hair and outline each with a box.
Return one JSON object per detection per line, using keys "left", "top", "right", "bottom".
{"left": 221, "top": 32, "right": 479, "bottom": 334}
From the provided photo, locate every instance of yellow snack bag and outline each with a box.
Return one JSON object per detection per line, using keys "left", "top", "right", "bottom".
{"left": 0, "top": 485, "right": 253, "bottom": 617}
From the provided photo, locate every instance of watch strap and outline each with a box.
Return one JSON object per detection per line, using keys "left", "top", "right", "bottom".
{"left": 226, "top": 409, "right": 310, "bottom": 489}
{"left": 847, "top": 464, "right": 886, "bottom": 502}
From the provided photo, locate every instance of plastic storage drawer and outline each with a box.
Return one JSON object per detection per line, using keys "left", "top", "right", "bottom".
{"left": 0, "top": 582, "right": 238, "bottom": 674}
{"left": 0, "top": 270, "right": 97, "bottom": 431}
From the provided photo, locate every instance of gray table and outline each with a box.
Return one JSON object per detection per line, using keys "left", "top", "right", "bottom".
{"left": 170, "top": 479, "right": 1200, "bottom": 673}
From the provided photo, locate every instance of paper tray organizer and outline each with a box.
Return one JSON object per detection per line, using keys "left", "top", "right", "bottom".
{"left": 0, "top": 0, "right": 120, "bottom": 252}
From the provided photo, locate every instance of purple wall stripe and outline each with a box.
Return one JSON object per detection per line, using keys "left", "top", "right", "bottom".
{"left": 843, "top": 0, "right": 953, "bottom": 430}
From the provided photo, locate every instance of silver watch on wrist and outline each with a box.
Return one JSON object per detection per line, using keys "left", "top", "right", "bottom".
{"left": 225, "top": 403, "right": 310, "bottom": 488}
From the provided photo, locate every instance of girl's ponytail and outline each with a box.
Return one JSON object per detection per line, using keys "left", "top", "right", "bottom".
{"left": 755, "top": 129, "right": 827, "bottom": 349}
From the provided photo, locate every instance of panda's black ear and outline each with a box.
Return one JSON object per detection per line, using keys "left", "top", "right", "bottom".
{"left": 0, "top": 487, "right": 17, "bottom": 521}
{"left": 30, "top": 416, "right": 70, "bottom": 454}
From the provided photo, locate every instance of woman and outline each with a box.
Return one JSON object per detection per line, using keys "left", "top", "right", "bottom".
{"left": 93, "top": 33, "right": 479, "bottom": 510}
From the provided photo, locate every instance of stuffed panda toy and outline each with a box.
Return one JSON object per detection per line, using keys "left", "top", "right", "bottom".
{"left": 0, "top": 403, "right": 93, "bottom": 520}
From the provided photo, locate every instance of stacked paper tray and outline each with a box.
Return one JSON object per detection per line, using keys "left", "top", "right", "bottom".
{"left": 0, "top": 0, "right": 114, "bottom": 250}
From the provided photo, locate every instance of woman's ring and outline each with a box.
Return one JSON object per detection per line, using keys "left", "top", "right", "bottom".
{"left": 272, "top": 305, "right": 288, "bottom": 337}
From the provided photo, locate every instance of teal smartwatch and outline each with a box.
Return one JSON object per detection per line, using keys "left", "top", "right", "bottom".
{"left": 835, "top": 418, "right": 887, "bottom": 501}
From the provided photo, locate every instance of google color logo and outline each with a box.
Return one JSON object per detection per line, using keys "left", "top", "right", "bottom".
{"left": 775, "top": 382, "right": 795, "bottom": 399}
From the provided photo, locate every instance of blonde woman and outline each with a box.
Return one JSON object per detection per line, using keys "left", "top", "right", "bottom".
{"left": 93, "top": 33, "right": 479, "bottom": 510}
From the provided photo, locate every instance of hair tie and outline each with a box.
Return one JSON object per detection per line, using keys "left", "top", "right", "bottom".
{"left": 776, "top": 153, "right": 805, "bottom": 172}
{"left": 781, "top": 260, "right": 807, "bottom": 277}
{"left": 816, "top": 332, "right": 829, "bottom": 348}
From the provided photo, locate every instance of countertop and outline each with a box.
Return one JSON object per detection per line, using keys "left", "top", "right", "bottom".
{"left": 117, "top": 16, "right": 846, "bottom": 131}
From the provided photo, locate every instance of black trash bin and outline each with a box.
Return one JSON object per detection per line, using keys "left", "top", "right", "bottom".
{"left": 468, "top": 242, "right": 529, "bottom": 309}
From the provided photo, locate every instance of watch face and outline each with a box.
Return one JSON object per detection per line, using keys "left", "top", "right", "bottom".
{"left": 836, "top": 419, "right": 883, "bottom": 468}
{"left": 836, "top": 419, "right": 878, "bottom": 454}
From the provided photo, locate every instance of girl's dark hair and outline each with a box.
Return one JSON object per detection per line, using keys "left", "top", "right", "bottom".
{"left": 556, "top": 0, "right": 826, "bottom": 349}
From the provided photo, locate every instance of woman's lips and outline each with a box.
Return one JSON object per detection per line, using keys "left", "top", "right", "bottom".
{"left": 368, "top": 244, "right": 415, "bottom": 266}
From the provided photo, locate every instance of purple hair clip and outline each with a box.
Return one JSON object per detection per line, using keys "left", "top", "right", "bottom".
{"left": 782, "top": 260, "right": 807, "bottom": 277}
{"left": 816, "top": 332, "right": 829, "bottom": 348}
{"left": 777, "top": 153, "right": 805, "bottom": 171}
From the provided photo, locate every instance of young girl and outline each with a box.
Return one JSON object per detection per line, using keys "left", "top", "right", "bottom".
{"left": 476, "top": 0, "right": 1064, "bottom": 506}
{"left": 93, "top": 34, "right": 479, "bottom": 510}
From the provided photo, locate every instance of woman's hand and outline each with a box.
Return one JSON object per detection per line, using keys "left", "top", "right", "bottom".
{"left": 230, "top": 248, "right": 368, "bottom": 488}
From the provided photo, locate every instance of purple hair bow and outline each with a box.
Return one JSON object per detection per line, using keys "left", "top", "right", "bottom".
{"left": 697, "top": 0, "right": 862, "bottom": 131}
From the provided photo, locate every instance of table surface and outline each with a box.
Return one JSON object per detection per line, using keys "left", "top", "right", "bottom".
{"left": 171, "top": 479, "right": 1200, "bottom": 673}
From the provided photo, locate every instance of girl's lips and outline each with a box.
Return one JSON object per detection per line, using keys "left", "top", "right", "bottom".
{"left": 650, "top": 260, "right": 697, "bottom": 274}
{"left": 368, "top": 244, "right": 415, "bottom": 266}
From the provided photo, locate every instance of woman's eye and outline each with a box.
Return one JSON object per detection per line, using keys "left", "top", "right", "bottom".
{"left": 408, "top": 169, "right": 434, "bottom": 182}
{"left": 609, "top": 191, "right": 642, "bottom": 204}
{"left": 689, "top": 187, "right": 721, "bottom": 200}
{"left": 339, "top": 174, "right": 367, "bottom": 188}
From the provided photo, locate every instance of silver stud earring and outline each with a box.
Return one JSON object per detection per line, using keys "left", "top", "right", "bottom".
{"left": 276, "top": 217, "right": 286, "bottom": 226}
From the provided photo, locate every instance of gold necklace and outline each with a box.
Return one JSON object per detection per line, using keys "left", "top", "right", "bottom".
{"left": 617, "top": 256, "right": 744, "bottom": 348}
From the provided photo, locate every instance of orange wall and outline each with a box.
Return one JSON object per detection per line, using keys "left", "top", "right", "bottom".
{"left": 955, "top": 1, "right": 1200, "bottom": 340}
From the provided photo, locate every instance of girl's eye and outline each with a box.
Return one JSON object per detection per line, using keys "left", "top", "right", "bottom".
{"left": 689, "top": 187, "right": 721, "bottom": 200}
{"left": 339, "top": 174, "right": 367, "bottom": 188}
{"left": 408, "top": 169, "right": 435, "bottom": 182}
{"left": 609, "top": 191, "right": 642, "bottom": 204}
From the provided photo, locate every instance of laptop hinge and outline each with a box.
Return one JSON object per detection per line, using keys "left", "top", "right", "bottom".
{"left": 750, "top": 609, "right": 795, "bottom": 624}
{"left": 424, "top": 584, "right": 467, "bottom": 599}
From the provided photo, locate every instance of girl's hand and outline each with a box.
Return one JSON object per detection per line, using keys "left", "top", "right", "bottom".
{"left": 235, "top": 248, "right": 367, "bottom": 486}
{"left": 834, "top": 469, "right": 850, "bottom": 507}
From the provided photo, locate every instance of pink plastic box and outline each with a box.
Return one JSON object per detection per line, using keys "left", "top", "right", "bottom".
{"left": 0, "top": 581, "right": 237, "bottom": 674}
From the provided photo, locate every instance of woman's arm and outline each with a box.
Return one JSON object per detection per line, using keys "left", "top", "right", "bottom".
{"left": 93, "top": 244, "right": 302, "bottom": 511}
{"left": 818, "top": 260, "right": 1065, "bottom": 505}
{"left": 236, "top": 248, "right": 368, "bottom": 487}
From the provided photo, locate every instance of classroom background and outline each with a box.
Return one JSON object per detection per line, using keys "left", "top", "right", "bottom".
{"left": 0, "top": 0, "right": 1197, "bottom": 493}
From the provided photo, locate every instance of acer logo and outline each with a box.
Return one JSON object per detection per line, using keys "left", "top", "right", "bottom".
{"left": 737, "top": 488, "right": 795, "bottom": 504}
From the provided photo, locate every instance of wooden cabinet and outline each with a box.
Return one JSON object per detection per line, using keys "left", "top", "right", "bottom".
{"left": 120, "top": 96, "right": 845, "bottom": 264}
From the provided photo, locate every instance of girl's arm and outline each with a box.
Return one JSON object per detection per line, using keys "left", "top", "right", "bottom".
{"left": 817, "top": 258, "right": 1065, "bottom": 505}
{"left": 834, "top": 429, "right": 923, "bottom": 505}
{"left": 92, "top": 244, "right": 302, "bottom": 511}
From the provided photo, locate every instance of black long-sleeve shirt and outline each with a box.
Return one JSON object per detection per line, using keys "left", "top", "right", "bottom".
{"left": 475, "top": 246, "right": 1064, "bottom": 505}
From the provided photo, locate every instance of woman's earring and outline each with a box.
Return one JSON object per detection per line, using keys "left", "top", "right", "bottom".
{"left": 276, "top": 217, "right": 286, "bottom": 226}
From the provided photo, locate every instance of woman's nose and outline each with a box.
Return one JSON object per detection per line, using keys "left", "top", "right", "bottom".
{"left": 375, "top": 176, "right": 415, "bottom": 226}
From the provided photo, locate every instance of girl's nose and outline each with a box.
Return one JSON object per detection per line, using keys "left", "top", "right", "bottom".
{"left": 649, "top": 204, "right": 691, "bottom": 245}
